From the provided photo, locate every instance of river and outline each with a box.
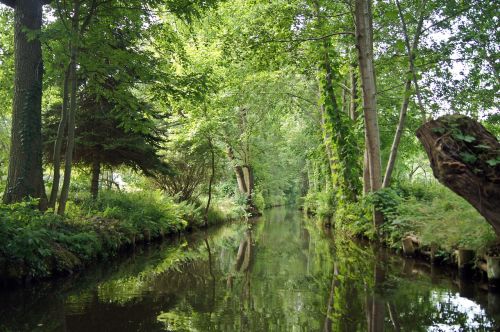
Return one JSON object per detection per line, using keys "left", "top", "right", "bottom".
{"left": 0, "top": 207, "right": 499, "bottom": 331}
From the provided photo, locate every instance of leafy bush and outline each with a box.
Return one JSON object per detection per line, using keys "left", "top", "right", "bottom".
{"left": 303, "top": 190, "right": 335, "bottom": 218}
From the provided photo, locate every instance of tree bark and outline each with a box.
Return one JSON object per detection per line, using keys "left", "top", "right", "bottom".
{"left": 363, "top": 140, "right": 371, "bottom": 194}
{"left": 227, "top": 146, "right": 259, "bottom": 214}
{"left": 416, "top": 115, "right": 500, "bottom": 235}
{"left": 2, "top": 0, "right": 48, "bottom": 209}
{"left": 58, "top": 0, "right": 80, "bottom": 215}
{"left": 355, "top": 0, "right": 383, "bottom": 230}
{"left": 49, "top": 64, "right": 70, "bottom": 209}
{"left": 90, "top": 158, "right": 100, "bottom": 199}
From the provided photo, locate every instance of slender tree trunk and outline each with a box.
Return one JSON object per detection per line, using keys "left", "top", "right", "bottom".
{"left": 349, "top": 64, "right": 358, "bottom": 122}
{"left": 227, "top": 146, "right": 258, "bottom": 214}
{"left": 395, "top": 0, "right": 427, "bottom": 123}
{"left": 355, "top": 0, "right": 384, "bottom": 230}
{"left": 341, "top": 78, "right": 348, "bottom": 115}
{"left": 319, "top": 103, "right": 335, "bottom": 176}
{"left": 90, "top": 158, "right": 100, "bottom": 200}
{"left": 382, "top": 78, "right": 412, "bottom": 188}
{"left": 204, "top": 136, "right": 216, "bottom": 226}
{"left": 227, "top": 146, "right": 246, "bottom": 193}
{"left": 58, "top": 1, "right": 80, "bottom": 215}
{"left": 2, "top": 0, "right": 47, "bottom": 209}
{"left": 242, "top": 165, "right": 254, "bottom": 198}
{"left": 383, "top": 0, "right": 426, "bottom": 188}
{"left": 363, "top": 143, "right": 371, "bottom": 194}
{"left": 49, "top": 65, "right": 70, "bottom": 209}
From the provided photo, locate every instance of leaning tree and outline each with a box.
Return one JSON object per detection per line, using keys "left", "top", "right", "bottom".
{"left": 417, "top": 115, "right": 500, "bottom": 235}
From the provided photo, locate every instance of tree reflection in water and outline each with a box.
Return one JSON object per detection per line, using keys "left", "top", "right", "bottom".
{"left": 0, "top": 208, "right": 498, "bottom": 331}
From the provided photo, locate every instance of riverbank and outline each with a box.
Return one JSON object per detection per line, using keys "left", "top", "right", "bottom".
{"left": 0, "top": 191, "right": 243, "bottom": 284}
{"left": 305, "top": 181, "right": 499, "bottom": 283}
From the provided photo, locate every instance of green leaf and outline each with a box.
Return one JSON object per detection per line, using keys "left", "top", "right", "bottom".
{"left": 431, "top": 127, "right": 446, "bottom": 134}
{"left": 459, "top": 152, "right": 477, "bottom": 163}
{"left": 453, "top": 132, "right": 476, "bottom": 142}
{"left": 486, "top": 158, "right": 500, "bottom": 166}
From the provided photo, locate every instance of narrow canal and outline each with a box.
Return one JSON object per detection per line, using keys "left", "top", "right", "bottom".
{"left": 1, "top": 208, "right": 499, "bottom": 331}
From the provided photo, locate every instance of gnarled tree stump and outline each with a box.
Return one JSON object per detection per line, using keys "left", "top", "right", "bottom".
{"left": 416, "top": 115, "right": 500, "bottom": 235}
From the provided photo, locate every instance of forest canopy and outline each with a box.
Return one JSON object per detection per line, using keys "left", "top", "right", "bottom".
{"left": 0, "top": 0, "right": 498, "bottom": 236}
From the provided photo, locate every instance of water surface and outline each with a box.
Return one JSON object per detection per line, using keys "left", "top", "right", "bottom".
{"left": 0, "top": 208, "right": 499, "bottom": 331}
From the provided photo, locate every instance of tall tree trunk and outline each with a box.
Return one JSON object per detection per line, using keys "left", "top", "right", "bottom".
{"left": 90, "top": 158, "right": 100, "bottom": 200}
{"left": 227, "top": 147, "right": 246, "bottom": 193}
{"left": 49, "top": 64, "right": 70, "bottom": 209}
{"left": 341, "top": 78, "right": 348, "bottom": 115}
{"left": 383, "top": 0, "right": 427, "bottom": 188}
{"left": 2, "top": 0, "right": 47, "bottom": 209}
{"left": 58, "top": 1, "right": 80, "bottom": 215}
{"left": 355, "top": 0, "right": 384, "bottom": 231}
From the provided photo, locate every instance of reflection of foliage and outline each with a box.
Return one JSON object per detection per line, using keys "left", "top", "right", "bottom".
{"left": 1, "top": 209, "right": 498, "bottom": 331}
{"left": 157, "top": 308, "right": 198, "bottom": 332}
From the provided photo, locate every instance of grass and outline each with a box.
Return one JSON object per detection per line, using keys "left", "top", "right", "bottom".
{"left": 373, "top": 181, "right": 497, "bottom": 257}
{"left": 306, "top": 180, "right": 498, "bottom": 258}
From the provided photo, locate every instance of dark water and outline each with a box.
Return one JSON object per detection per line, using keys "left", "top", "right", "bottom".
{"left": 1, "top": 208, "right": 499, "bottom": 331}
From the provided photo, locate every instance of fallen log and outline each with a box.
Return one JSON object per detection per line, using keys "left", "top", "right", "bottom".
{"left": 416, "top": 115, "right": 500, "bottom": 235}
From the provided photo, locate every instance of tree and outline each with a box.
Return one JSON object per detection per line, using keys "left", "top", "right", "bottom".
{"left": 382, "top": 0, "right": 427, "bottom": 188}
{"left": 44, "top": 92, "right": 169, "bottom": 199}
{"left": 354, "top": 0, "right": 384, "bottom": 231}
{"left": 417, "top": 115, "right": 500, "bottom": 235}
{"left": 1, "top": 0, "right": 50, "bottom": 209}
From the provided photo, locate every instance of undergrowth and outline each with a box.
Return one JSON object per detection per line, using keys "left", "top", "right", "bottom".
{"left": 0, "top": 190, "right": 237, "bottom": 281}
{"left": 305, "top": 181, "right": 497, "bottom": 256}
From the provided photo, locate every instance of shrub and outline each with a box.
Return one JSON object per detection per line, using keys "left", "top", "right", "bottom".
{"left": 303, "top": 190, "right": 335, "bottom": 218}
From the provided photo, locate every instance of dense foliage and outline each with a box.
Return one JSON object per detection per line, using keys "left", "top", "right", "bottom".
{"left": 0, "top": 191, "right": 243, "bottom": 280}
{"left": 0, "top": 0, "right": 498, "bottom": 281}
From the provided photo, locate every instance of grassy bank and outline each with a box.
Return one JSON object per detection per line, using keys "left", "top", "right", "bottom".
{"left": 373, "top": 183, "right": 496, "bottom": 257}
{"left": 0, "top": 191, "right": 243, "bottom": 283}
{"left": 305, "top": 181, "right": 497, "bottom": 263}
